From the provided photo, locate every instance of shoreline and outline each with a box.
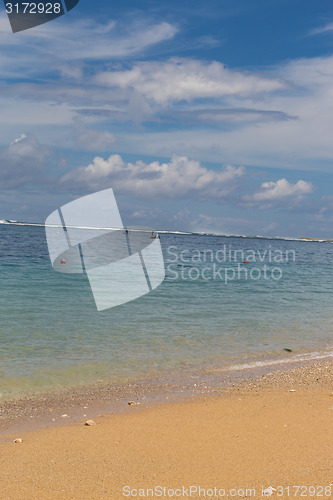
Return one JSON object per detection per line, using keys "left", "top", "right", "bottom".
{"left": 1, "top": 350, "right": 332, "bottom": 434}
{"left": 0, "top": 359, "right": 332, "bottom": 499}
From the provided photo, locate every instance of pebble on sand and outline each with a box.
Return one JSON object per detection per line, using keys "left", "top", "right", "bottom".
{"left": 85, "top": 419, "right": 96, "bottom": 426}
{"left": 128, "top": 401, "right": 136, "bottom": 406}
{"left": 13, "top": 438, "right": 22, "bottom": 443}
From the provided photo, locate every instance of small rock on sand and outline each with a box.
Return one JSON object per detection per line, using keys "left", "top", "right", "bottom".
{"left": 85, "top": 419, "right": 96, "bottom": 426}
{"left": 13, "top": 438, "right": 22, "bottom": 443}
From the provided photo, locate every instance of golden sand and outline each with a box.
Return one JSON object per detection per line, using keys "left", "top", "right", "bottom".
{"left": 0, "top": 362, "right": 332, "bottom": 499}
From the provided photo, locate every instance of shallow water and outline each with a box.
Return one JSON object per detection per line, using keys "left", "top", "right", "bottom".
{"left": 0, "top": 224, "right": 333, "bottom": 399}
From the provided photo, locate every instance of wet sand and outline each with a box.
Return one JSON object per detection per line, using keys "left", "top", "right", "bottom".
{"left": 0, "top": 361, "right": 332, "bottom": 499}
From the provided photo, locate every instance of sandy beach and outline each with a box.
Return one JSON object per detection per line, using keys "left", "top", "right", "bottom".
{"left": 0, "top": 361, "right": 332, "bottom": 499}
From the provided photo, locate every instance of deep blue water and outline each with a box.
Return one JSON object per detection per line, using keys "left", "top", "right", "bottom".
{"left": 1, "top": 224, "right": 333, "bottom": 399}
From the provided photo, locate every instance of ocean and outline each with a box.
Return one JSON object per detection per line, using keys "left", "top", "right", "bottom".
{"left": 1, "top": 223, "right": 333, "bottom": 400}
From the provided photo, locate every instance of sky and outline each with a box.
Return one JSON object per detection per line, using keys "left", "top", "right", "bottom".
{"left": 1, "top": 0, "right": 333, "bottom": 237}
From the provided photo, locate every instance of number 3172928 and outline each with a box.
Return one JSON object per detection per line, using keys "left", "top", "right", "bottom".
{"left": 5, "top": 3, "right": 62, "bottom": 14}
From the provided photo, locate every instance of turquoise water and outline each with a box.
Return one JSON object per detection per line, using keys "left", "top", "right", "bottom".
{"left": 1, "top": 224, "right": 333, "bottom": 399}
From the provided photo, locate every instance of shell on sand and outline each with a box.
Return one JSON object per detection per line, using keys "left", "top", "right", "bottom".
{"left": 85, "top": 419, "right": 96, "bottom": 426}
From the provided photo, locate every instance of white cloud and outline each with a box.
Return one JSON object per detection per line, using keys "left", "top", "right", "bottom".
{"left": 73, "top": 122, "right": 115, "bottom": 151}
{"left": 59, "top": 20, "right": 177, "bottom": 60}
{"left": 0, "top": 17, "right": 177, "bottom": 63}
{"left": 1, "top": 12, "right": 333, "bottom": 174}
{"left": 309, "top": 22, "right": 333, "bottom": 36}
{"left": 94, "top": 58, "right": 284, "bottom": 105}
{"left": 103, "top": 54, "right": 333, "bottom": 170}
{"left": 0, "top": 134, "right": 51, "bottom": 189}
{"left": 61, "top": 154, "right": 244, "bottom": 200}
{"left": 10, "top": 133, "right": 27, "bottom": 145}
{"left": 0, "top": 17, "right": 178, "bottom": 93}
{"left": 243, "top": 178, "right": 314, "bottom": 204}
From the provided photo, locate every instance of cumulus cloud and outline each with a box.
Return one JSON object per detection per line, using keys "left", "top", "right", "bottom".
{"left": 61, "top": 154, "right": 244, "bottom": 200}
{"left": 243, "top": 178, "right": 314, "bottom": 205}
{"left": 94, "top": 58, "right": 284, "bottom": 105}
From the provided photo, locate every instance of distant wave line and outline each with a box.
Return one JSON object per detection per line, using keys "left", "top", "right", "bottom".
{"left": 1, "top": 220, "right": 332, "bottom": 242}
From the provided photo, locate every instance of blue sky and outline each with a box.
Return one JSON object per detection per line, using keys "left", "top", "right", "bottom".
{"left": 1, "top": 0, "right": 333, "bottom": 236}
